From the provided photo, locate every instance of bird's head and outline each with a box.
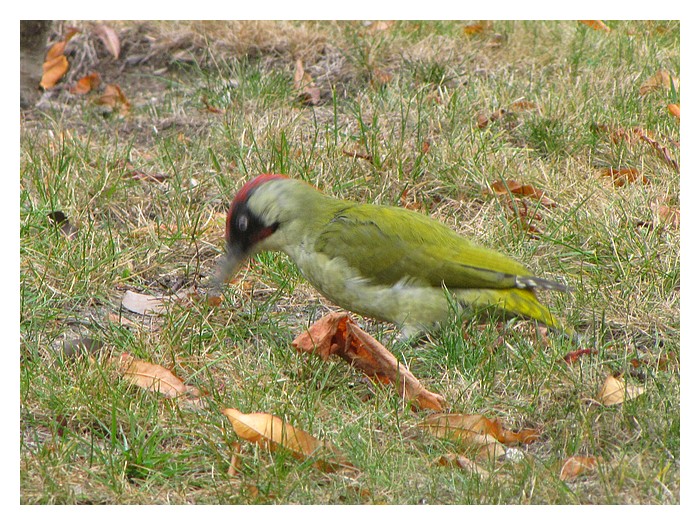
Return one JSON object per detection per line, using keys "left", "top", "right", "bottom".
{"left": 215, "top": 174, "right": 314, "bottom": 288}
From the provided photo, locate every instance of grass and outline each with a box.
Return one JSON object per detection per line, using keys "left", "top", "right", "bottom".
{"left": 20, "top": 20, "right": 679, "bottom": 504}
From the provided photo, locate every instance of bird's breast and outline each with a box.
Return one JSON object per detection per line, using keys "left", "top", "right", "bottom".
{"left": 285, "top": 240, "right": 452, "bottom": 335}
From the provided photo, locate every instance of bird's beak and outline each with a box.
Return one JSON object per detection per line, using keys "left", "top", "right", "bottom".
{"left": 212, "top": 245, "right": 245, "bottom": 292}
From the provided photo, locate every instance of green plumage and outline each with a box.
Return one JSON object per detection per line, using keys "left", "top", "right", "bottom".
{"left": 227, "top": 176, "right": 569, "bottom": 337}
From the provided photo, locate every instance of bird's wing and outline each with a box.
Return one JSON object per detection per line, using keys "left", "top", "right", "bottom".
{"left": 314, "top": 204, "right": 533, "bottom": 289}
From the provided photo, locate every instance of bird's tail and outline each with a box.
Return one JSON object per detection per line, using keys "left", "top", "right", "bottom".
{"left": 455, "top": 287, "right": 574, "bottom": 338}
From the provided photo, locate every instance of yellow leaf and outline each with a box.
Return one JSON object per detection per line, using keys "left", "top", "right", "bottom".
{"left": 597, "top": 375, "right": 644, "bottom": 406}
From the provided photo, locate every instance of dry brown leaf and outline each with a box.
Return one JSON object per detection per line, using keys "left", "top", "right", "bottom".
{"left": 486, "top": 180, "right": 557, "bottom": 207}
{"left": 640, "top": 70, "right": 680, "bottom": 96}
{"left": 202, "top": 95, "right": 225, "bottom": 114}
{"left": 599, "top": 167, "right": 649, "bottom": 186}
{"left": 368, "top": 21, "right": 394, "bottom": 32}
{"left": 435, "top": 454, "right": 490, "bottom": 477}
{"left": 293, "top": 59, "right": 321, "bottom": 106}
{"left": 222, "top": 408, "right": 353, "bottom": 472}
{"left": 45, "top": 41, "right": 67, "bottom": 62}
{"left": 560, "top": 456, "right": 600, "bottom": 481}
{"left": 597, "top": 374, "right": 645, "bottom": 406}
{"left": 463, "top": 21, "right": 493, "bottom": 36}
{"left": 652, "top": 204, "right": 680, "bottom": 229}
{"left": 70, "top": 72, "right": 101, "bottom": 94}
{"left": 118, "top": 353, "right": 202, "bottom": 402}
{"left": 579, "top": 20, "right": 611, "bottom": 32}
{"left": 292, "top": 313, "right": 445, "bottom": 411}
{"left": 562, "top": 348, "right": 598, "bottom": 365}
{"left": 96, "top": 84, "right": 131, "bottom": 115}
{"left": 419, "top": 413, "right": 539, "bottom": 461}
{"left": 121, "top": 290, "right": 167, "bottom": 315}
{"left": 668, "top": 103, "right": 680, "bottom": 119}
{"left": 40, "top": 55, "right": 69, "bottom": 90}
{"left": 93, "top": 24, "right": 120, "bottom": 59}
{"left": 341, "top": 147, "right": 373, "bottom": 162}
{"left": 595, "top": 124, "right": 679, "bottom": 172}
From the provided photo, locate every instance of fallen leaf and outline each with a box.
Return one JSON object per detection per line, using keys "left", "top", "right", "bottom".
{"left": 435, "top": 454, "right": 490, "bottom": 477}
{"left": 341, "top": 147, "right": 373, "bottom": 162}
{"left": 595, "top": 124, "right": 679, "bottom": 172}
{"left": 222, "top": 408, "right": 353, "bottom": 472}
{"left": 202, "top": 95, "right": 225, "bottom": 114}
{"left": 128, "top": 169, "right": 170, "bottom": 183}
{"left": 121, "top": 290, "right": 167, "bottom": 315}
{"left": 293, "top": 59, "right": 321, "bottom": 106}
{"left": 40, "top": 55, "right": 69, "bottom": 90}
{"left": 652, "top": 204, "right": 680, "bottom": 229}
{"left": 45, "top": 41, "right": 67, "bottom": 62}
{"left": 70, "top": 72, "right": 101, "bottom": 94}
{"left": 96, "top": 84, "right": 131, "bottom": 115}
{"left": 227, "top": 442, "right": 242, "bottom": 477}
{"left": 667, "top": 103, "right": 680, "bottom": 119}
{"left": 420, "top": 413, "right": 539, "bottom": 461}
{"left": 371, "top": 68, "right": 393, "bottom": 87}
{"left": 292, "top": 313, "right": 445, "bottom": 411}
{"left": 486, "top": 180, "right": 557, "bottom": 207}
{"left": 47, "top": 211, "right": 78, "bottom": 239}
{"left": 368, "top": 21, "right": 394, "bottom": 32}
{"left": 640, "top": 70, "right": 680, "bottom": 96}
{"left": 563, "top": 348, "right": 598, "bottom": 365}
{"left": 118, "top": 353, "right": 202, "bottom": 402}
{"left": 560, "top": 456, "right": 600, "bottom": 481}
{"left": 463, "top": 21, "right": 493, "bottom": 36}
{"left": 93, "top": 24, "right": 120, "bottom": 59}
{"left": 596, "top": 374, "right": 645, "bottom": 406}
{"left": 599, "top": 167, "right": 649, "bottom": 186}
{"left": 579, "top": 20, "right": 611, "bottom": 32}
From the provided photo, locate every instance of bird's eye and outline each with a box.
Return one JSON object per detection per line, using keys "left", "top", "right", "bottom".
{"left": 237, "top": 214, "right": 248, "bottom": 232}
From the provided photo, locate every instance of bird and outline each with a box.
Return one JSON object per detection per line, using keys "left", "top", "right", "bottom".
{"left": 215, "top": 174, "right": 570, "bottom": 338}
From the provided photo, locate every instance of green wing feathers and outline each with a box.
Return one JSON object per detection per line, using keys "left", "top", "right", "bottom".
{"left": 316, "top": 204, "right": 534, "bottom": 289}
{"left": 314, "top": 201, "right": 568, "bottom": 332}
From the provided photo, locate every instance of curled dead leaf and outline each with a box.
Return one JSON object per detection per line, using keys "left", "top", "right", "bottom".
{"left": 222, "top": 408, "right": 354, "bottom": 472}
{"left": 596, "top": 374, "right": 644, "bottom": 406}
{"left": 292, "top": 313, "right": 445, "bottom": 411}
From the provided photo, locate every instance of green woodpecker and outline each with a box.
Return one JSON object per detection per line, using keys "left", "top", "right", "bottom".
{"left": 217, "top": 174, "right": 569, "bottom": 337}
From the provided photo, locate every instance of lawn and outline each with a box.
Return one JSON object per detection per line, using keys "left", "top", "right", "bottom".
{"left": 19, "top": 20, "right": 679, "bottom": 504}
